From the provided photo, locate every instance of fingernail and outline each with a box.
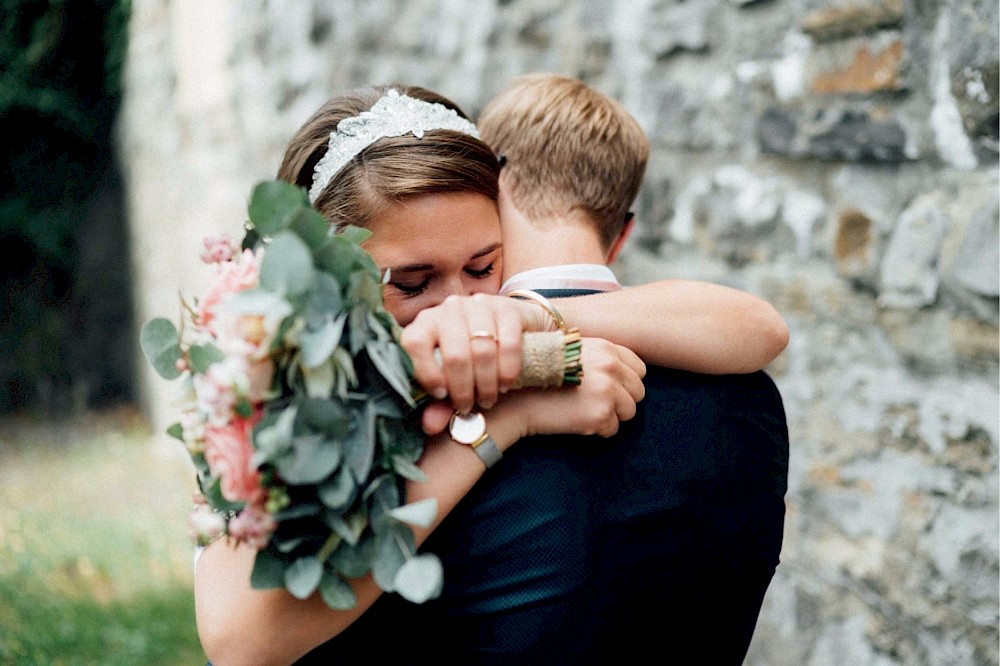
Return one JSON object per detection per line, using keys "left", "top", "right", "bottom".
{"left": 432, "top": 387, "right": 448, "bottom": 400}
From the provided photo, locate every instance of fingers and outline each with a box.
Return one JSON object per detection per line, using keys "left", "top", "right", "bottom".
{"left": 401, "top": 294, "right": 525, "bottom": 413}
{"left": 420, "top": 400, "right": 453, "bottom": 435}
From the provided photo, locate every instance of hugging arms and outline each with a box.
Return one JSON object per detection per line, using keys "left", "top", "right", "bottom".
{"left": 195, "top": 82, "right": 788, "bottom": 665}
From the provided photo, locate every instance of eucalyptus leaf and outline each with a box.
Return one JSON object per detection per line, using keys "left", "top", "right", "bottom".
{"left": 391, "top": 454, "right": 428, "bottom": 482}
{"left": 260, "top": 231, "right": 315, "bottom": 296}
{"left": 307, "top": 273, "right": 344, "bottom": 320}
{"left": 302, "top": 360, "right": 335, "bottom": 399}
{"left": 299, "top": 318, "right": 342, "bottom": 369}
{"left": 274, "top": 501, "right": 323, "bottom": 521}
{"left": 250, "top": 547, "right": 287, "bottom": 590}
{"left": 166, "top": 423, "right": 184, "bottom": 442}
{"left": 297, "top": 398, "right": 350, "bottom": 435}
{"left": 188, "top": 343, "right": 225, "bottom": 373}
{"left": 325, "top": 512, "right": 359, "bottom": 546}
{"left": 332, "top": 346, "right": 358, "bottom": 396}
{"left": 372, "top": 528, "right": 408, "bottom": 592}
{"left": 139, "top": 318, "right": 181, "bottom": 379}
{"left": 318, "top": 465, "right": 358, "bottom": 510}
{"left": 343, "top": 403, "right": 377, "bottom": 483}
{"left": 319, "top": 571, "right": 357, "bottom": 610}
{"left": 288, "top": 206, "right": 332, "bottom": 249}
{"left": 348, "top": 305, "right": 371, "bottom": 354}
{"left": 393, "top": 554, "right": 444, "bottom": 604}
{"left": 366, "top": 340, "right": 415, "bottom": 407}
{"left": 275, "top": 535, "right": 307, "bottom": 554}
{"left": 253, "top": 406, "right": 297, "bottom": 463}
{"left": 338, "top": 225, "right": 373, "bottom": 245}
{"left": 387, "top": 498, "right": 437, "bottom": 529}
{"left": 329, "top": 536, "right": 375, "bottom": 578}
{"left": 285, "top": 556, "right": 324, "bottom": 599}
{"left": 249, "top": 181, "right": 309, "bottom": 236}
{"left": 277, "top": 433, "right": 342, "bottom": 485}
{"left": 349, "top": 271, "right": 383, "bottom": 309}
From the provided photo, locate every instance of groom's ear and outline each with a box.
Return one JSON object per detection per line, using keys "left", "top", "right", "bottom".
{"left": 605, "top": 213, "right": 635, "bottom": 265}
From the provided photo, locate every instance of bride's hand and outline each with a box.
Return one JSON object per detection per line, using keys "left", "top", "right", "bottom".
{"left": 420, "top": 337, "right": 646, "bottom": 438}
{"left": 401, "top": 294, "right": 549, "bottom": 413}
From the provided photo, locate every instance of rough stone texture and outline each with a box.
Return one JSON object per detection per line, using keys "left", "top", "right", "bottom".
{"left": 122, "top": 1, "right": 998, "bottom": 663}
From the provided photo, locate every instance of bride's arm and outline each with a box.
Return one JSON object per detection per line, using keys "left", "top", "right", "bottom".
{"left": 195, "top": 339, "right": 644, "bottom": 666}
{"left": 555, "top": 279, "right": 789, "bottom": 374}
{"left": 402, "top": 281, "right": 787, "bottom": 414}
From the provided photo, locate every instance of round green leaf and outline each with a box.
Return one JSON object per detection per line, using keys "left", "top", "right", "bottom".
{"left": 188, "top": 343, "right": 225, "bottom": 373}
{"left": 249, "top": 181, "right": 309, "bottom": 236}
{"left": 140, "top": 318, "right": 181, "bottom": 379}
{"left": 260, "top": 231, "right": 315, "bottom": 296}
{"left": 319, "top": 571, "right": 357, "bottom": 610}
{"left": 285, "top": 556, "right": 323, "bottom": 599}
{"left": 250, "top": 548, "right": 286, "bottom": 591}
{"left": 393, "top": 554, "right": 444, "bottom": 604}
{"left": 319, "top": 466, "right": 358, "bottom": 510}
{"left": 289, "top": 207, "right": 333, "bottom": 249}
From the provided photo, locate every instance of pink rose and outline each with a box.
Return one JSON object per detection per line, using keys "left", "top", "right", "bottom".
{"left": 196, "top": 249, "right": 260, "bottom": 335}
{"left": 203, "top": 410, "right": 264, "bottom": 504}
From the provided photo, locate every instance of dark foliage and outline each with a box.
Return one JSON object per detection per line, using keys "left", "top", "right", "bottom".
{"left": 0, "top": 0, "right": 133, "bottom": 413}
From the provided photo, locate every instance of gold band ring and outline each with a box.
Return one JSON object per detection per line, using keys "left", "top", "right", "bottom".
{"left": 469, "top": 330, "right": 497, "bottom": 343}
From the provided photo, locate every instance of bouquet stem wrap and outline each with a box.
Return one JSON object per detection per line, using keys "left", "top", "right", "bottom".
{"left": 514, "top": 328, "right": 583, "bottom": 389}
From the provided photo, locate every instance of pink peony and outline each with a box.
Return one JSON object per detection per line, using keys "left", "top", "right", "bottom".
{"left": 196, "top": 249, "right": 260, "bottom": 335}
{"left": 203, "top": 410, "right": 264, "bottom": 504}
{"left": 228, "top": 502, "right": 277, "bottom": 550}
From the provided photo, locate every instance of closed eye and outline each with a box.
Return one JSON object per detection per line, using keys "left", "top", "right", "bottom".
{"left": 391, "top": 279, "right": 430, "bottom": 296}
{"left": 465, "top": 262, "right": 495, "bottom": 279}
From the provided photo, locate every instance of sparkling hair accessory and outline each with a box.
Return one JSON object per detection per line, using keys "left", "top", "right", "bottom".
{"left": 308, "top": 89, "right": 481, "bottom": 203}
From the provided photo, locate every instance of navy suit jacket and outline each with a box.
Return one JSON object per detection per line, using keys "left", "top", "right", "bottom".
{"left": 299, "top": 291, "right": 789, "bottom": 665}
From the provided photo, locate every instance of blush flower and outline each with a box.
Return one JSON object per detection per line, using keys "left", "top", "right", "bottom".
{"left": 189, "top": 503, "right": 227, "bottom": 546}
{"left": 213, "top": 290, "right": 294, "bottom": 362}
{"left": 196, "top": 249, "right": 261, "bottom": 335}
{"left": 200, "top": 234, "right": 240, "bottom": 264}
{"left": 203, "top": 410, "right": 264, "bottom": 504}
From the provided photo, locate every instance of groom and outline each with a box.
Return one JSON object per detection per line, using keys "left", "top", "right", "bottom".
{"left": 311, "top": 75, "right": 789, "bottom": 664}
{"left": 468, "top": 74, "right": 787, "bottom": 662}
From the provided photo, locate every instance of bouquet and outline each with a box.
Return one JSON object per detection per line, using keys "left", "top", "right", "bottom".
{"left": 141, "top": 180, "right": 583, "bottom": 609}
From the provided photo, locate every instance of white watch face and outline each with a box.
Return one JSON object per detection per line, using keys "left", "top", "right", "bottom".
{"left": 449, "top": 412, "right": 486, "bottom": 444}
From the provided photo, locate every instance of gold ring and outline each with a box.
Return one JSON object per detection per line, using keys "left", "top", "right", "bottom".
{"left": 469, "top": 330, "right": 497, "bottom": 343}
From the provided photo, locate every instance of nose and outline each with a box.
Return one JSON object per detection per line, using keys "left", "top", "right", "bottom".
{"left": 441, "top": 274, "right": 472, "bottom": 298}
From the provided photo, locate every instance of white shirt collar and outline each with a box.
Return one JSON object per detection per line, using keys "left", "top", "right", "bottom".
{"left": 499, "top": 264, "right": 622, "bottom": 294}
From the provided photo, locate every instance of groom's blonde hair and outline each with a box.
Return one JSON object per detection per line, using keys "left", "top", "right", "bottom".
{"left": 477, "top": 74, "right": 649, "bottom": 249}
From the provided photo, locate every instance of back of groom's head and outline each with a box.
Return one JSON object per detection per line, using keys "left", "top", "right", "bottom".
{"left": 478, "top": 73, "right": 649, "bottom": 250}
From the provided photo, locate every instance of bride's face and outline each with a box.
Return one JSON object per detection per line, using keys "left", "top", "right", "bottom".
{"left": 363, "top": 192, "right": 504, "bottom": 326}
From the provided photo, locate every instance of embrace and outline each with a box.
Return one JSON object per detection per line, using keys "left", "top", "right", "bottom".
{"left": 195, "top": 74, "right": 790, "bottom": 665}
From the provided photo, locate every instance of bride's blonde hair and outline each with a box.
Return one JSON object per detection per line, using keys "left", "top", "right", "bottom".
{"left": 278, "top": 84, "right": 500, "bottom": 230}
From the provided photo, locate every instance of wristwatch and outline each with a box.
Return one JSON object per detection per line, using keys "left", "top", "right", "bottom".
{"left": 448, "top": 411, "right": 503, "bottom": 469}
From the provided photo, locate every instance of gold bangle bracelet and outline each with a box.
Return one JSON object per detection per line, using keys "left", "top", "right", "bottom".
{"left": 506, "top": 289, "right": 568, "bottom": 332}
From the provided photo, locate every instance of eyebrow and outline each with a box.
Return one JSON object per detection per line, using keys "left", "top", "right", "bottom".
{"left": 386, "top": 242, "right": 502, "bottom": 275}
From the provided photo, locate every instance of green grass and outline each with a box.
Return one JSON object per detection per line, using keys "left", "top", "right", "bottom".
{"left": 0, "top": 410, "right": 206, "bottom": 665}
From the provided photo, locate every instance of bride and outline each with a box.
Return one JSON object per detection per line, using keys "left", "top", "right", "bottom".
{"left": 195, "top": 84, "right": 787, "bottom": 664}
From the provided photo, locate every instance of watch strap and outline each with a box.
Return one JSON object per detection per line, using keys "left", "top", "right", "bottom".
{"left": 471, "top": 434, "right": 503, "bottom": 468}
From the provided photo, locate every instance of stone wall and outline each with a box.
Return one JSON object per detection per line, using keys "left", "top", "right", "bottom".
{"left": 121, "top": 1, "right": 998, "bottom": 663}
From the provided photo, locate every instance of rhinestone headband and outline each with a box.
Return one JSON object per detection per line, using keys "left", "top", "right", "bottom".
{"left": 308, "top": 89, "right": 481, "bottom": 203}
